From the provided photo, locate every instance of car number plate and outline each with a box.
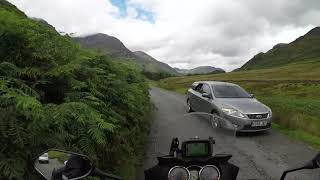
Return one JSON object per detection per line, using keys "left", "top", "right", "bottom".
{"left": 252, "top": 121, "right": 267, "bottom": 127}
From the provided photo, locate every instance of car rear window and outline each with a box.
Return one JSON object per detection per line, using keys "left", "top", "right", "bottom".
{"left": 212, "top": 85, "right": 250, "bottom": 98}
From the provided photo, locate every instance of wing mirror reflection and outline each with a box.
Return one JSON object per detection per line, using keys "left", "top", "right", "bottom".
{"left": 280, "top": 152, "right": 320, "bottom": 180}
{"left": 34, "top": 149, "right": 93, "bottom": 180}
{"left": 249, "top": 94, "right": 254, "bottom": 98}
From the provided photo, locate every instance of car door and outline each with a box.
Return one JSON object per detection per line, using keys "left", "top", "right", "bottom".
{"left": 190, "top": 83, "right": 203, "bottom": 111}
{"left": 198, "top": 83, "right": 213, "bottom": 113}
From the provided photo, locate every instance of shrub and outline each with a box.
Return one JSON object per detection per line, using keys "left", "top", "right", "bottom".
{"left": 0, "top": 1, "right": 151, "bottom": 179}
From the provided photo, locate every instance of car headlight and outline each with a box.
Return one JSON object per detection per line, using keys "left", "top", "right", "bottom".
{"left": 221, "top": 108, "right": 247, "bottom": 118}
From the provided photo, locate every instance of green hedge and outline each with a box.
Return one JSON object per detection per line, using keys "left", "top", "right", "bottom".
{"left": 0, "top": 1, "right": 151, "bottom": 179}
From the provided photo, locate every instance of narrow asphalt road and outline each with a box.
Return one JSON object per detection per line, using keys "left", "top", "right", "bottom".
{"left": 137, "top": 87, "right": 319, "bottom": 180}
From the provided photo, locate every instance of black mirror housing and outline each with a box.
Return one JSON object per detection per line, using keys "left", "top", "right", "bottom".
{"left": 312, "top": 152, "right": 320, "bottom": 168}
{"left": 280, "top": 152, "right": 320, "bottom": 180}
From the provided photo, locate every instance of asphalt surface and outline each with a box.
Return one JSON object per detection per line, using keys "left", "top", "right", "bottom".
{"left": 137, "top": 87, "right": 319, "bottom": 180}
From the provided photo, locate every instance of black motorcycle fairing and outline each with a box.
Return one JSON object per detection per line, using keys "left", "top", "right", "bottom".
{"left": 144, "top": 154, "right": 239, "bottom": 180}
{"left": 144, "top": 162, "right": 238, "bottom": 180}
{"left": 219, "top": 162, "right": 239, "bottom": 180}
{"left": 157, "top": 153, "right": 233, "bottom": 167}
{"left": 145, "top": 164, "right": 170, "bottom": 180}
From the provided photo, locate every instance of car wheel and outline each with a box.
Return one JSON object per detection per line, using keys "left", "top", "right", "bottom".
{"left": 186, "top": 99, "right": 193, "bottom": 113}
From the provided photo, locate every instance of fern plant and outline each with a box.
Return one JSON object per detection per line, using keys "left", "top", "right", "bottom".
{"left": 0, "top": 1, "right": 151, "bottom": 179}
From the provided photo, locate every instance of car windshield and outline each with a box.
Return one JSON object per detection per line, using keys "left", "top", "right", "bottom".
{"left": 212, "top": 85, "right": 251, "bottom": 98}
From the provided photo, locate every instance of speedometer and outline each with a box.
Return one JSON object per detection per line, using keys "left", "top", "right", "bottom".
{"left": 168, "top": 166, "right": 190, "bottom": 180}
{"left": 199, "top": 165, "right": 220, "bottom": 180}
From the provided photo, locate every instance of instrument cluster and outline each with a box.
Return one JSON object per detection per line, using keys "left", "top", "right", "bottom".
{"left": 168, "top": 165, "right": 220, "bottom": 180}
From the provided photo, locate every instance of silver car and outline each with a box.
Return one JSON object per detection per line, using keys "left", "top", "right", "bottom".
{"left": 186, "top": 81, "right": 272, "bottom": 132}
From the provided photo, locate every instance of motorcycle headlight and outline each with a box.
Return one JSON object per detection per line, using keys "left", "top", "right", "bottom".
{"left": 221, "top": 108, "right": 247, "bottom": 118}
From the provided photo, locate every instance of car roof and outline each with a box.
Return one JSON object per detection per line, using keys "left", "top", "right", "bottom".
{"left": 194, "top": 81, "right": 238, "bottom": 86}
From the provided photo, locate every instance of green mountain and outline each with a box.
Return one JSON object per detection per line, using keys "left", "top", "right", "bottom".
{"left": 240, "top": 27, "right": 320, "bottom": 70}
{"left": 174, "top": 66, "right": 225, "bottom": 75}
{"left": 73, "top": 33, "right": 179, "bottom": 75}
{"left": 73, "top": 33, "right": 136, "bottom": 58}
{"left": 0, "top": 1, "right": 151, "bottom": 179}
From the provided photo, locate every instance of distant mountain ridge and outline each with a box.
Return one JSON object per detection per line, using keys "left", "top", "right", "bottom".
{"left": 73, "top": 33, "right": 136, "bottom": 58}
{"left": 133, "top": 51, "right": 179, "bottom": 75}
{"left": 240, "top": 27, "right": 320, "bottom": 70}
{"left": 73, "top": 33, "right": 179, "bottom": 75}
{"left": 73, "top": 33, "right": 228, "bottom": 76}
{"left": 175, "top": 66, "right": 225, "bottom": 75}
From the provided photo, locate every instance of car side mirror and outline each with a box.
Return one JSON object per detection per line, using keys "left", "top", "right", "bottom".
{"left": 250, "top": 94, "right": 254, "bottom": 98}
{"left": 202, "top": 93, "right": 212, "bottom": 99}
{"left": 34, "top": 149, "right": 93, "bottom": 180}
{"left": 280, "top": 152, "right": 320, "bottom": 180}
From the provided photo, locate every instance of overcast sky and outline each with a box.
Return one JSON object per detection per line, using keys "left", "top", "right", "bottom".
{"left": 8, "top": 0, "right": 320, "bottom": 71}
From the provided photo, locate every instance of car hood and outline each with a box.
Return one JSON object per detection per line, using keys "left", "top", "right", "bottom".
{"left": 215, "top": 98, "right": 270, "bottom": 114}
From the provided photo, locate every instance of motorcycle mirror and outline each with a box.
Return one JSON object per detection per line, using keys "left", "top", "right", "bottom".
{"left": 280, "top": 152, "right": 320, "bottom": 180}
{"left": 34, "top": 149, "right": 93, "bottom": 180}
{"left": 311, "top": 152, "right": 320, "bottom": 168}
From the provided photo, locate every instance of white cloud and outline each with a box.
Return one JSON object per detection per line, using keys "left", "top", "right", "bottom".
{"left": 8, "top": 0, "right": 320, "bottom": 71}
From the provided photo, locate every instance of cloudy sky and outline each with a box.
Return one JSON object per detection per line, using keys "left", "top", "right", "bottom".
{"left": 8, "top": 0, "right": 320, "bottom": 71}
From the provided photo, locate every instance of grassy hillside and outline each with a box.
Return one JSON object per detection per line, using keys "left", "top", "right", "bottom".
{"left": 158, "top": 61, "right": 320, "bottom": 148}
{"left": 0, "top": 1, "right": 151, "bottom": 179}
{"left": 240, "top": 27, "right": 320, "bottom": 70}
{"left": 134, "top": 51, "right": 179, "bottom": 75}
{"left": 160, "top": 60, "right": 320, "bottom": 93}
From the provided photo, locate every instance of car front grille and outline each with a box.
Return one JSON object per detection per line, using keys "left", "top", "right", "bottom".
{"left": 247, "top": 113, "right": 269, "bottom": 119}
